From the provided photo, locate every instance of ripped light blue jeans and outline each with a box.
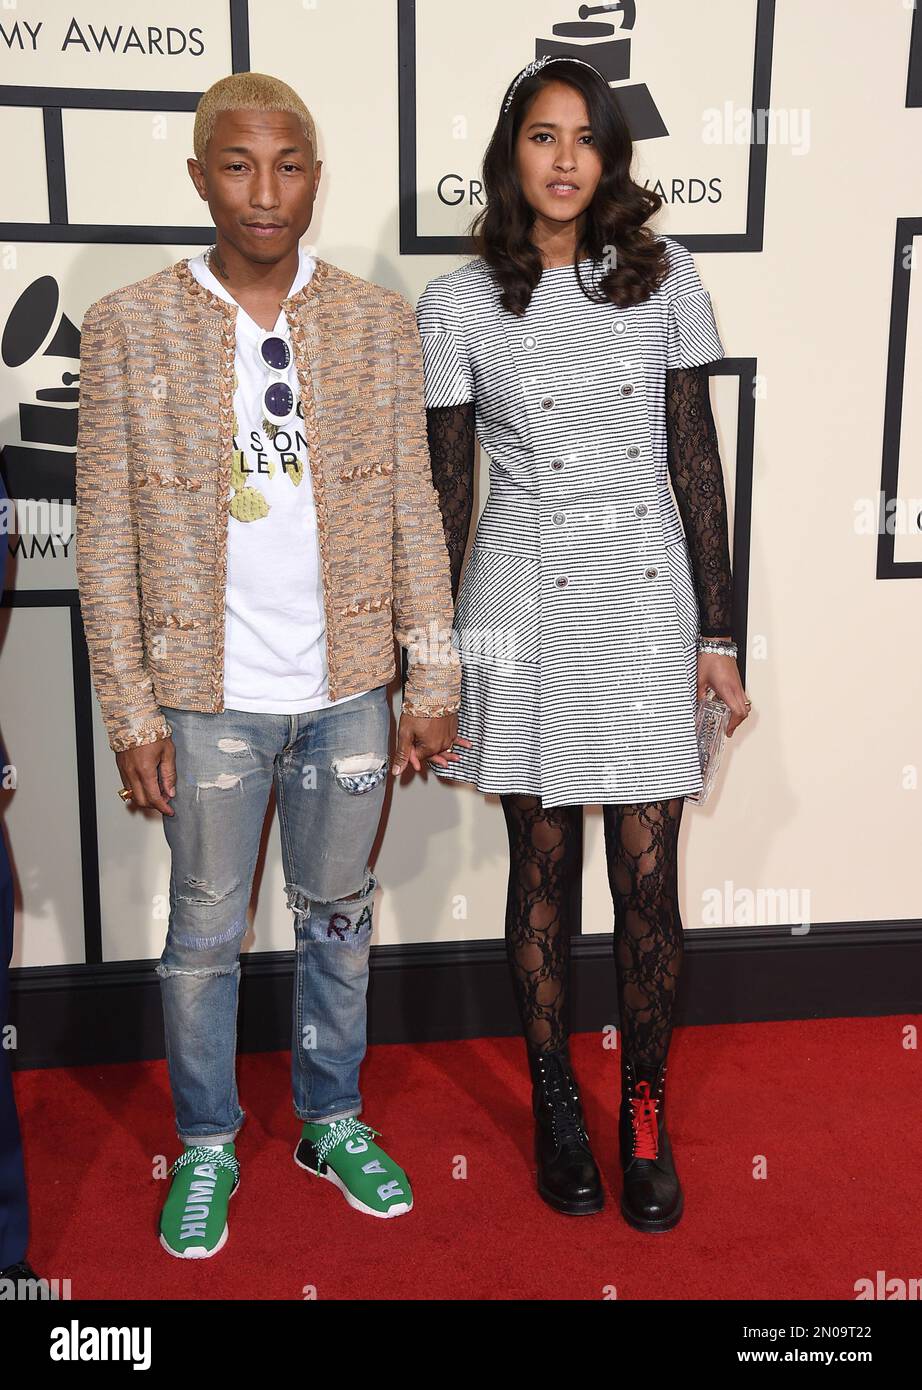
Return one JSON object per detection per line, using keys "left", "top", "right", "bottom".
{"left": 156, "top": 685, "right": 391, "bottom": 1145}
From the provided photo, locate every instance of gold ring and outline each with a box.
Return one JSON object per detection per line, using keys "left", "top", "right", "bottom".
{"left": 117, "top": 787, "right": 133, "bottom": 802}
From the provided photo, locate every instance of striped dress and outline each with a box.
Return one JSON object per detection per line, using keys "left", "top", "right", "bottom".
{"left": 416, "top": 236, "right": 726, "bottom": 808}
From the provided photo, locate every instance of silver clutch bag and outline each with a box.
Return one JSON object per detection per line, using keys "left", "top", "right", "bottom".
{"left": 686, "top": 689, "right": 731, "bottom": 805}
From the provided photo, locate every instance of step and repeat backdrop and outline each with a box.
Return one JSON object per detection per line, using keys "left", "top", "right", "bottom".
{"left": 0, "top": 0, "right": 920, "bottom": 976}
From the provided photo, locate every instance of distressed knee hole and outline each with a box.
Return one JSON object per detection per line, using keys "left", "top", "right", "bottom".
{"left": 177, "top": 876, "right": 236, "bottom": 907}
{"left": 331, "top": 753, "right": 388, "bottom": 795}
{"left": 287, "top": 872, "right": 378, "bottom": 944}
{"left": 285, "top": 883, "right": 311, "bottom": 920}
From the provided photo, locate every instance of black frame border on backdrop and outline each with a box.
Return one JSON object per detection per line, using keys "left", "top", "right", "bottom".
{"left": 908, "top": 1, "right": 922, "bottom": 107}
{"left": 877, "top": 216, "right": 922, "bottom": 580}
{"left": 398, "top": 0, "right": 777, "bottom": 256}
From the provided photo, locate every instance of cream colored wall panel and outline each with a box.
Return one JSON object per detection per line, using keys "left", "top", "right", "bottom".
{"left": 0, "top": 607, "right": 83, "bottom": 967}
{"left": 0, "top": 107, "right": 48, "bottom": 222}
{"left": 93, "top": 694, "right": 172, "bottom": 965}
{"left": 63, "top": 110, "right": 201, "bottom": 228}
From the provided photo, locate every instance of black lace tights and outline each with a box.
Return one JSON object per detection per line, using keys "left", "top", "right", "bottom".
{"left": 499, "top": 794, "right": 685, "bottom": 1071}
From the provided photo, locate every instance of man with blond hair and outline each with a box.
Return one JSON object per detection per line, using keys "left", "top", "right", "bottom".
{"left": 75, "top": 72, "right": 464, "bottom": 1258}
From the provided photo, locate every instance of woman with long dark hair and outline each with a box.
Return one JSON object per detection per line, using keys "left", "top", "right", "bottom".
{"left": 416, "top": 56, "right": 751, "bottom": 1231}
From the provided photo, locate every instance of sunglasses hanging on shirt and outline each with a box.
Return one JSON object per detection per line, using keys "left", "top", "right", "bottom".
{"left": 257, "top": 329, "right": 297, "bottom": 431}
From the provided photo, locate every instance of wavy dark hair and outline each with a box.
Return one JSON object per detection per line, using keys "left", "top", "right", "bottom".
{"left": 469, "top": 58, "right": 669, "bottom": 316}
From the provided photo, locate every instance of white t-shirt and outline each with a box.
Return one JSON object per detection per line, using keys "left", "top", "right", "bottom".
{"left": 187, "top": 246, "right": 369, "bottom": 714}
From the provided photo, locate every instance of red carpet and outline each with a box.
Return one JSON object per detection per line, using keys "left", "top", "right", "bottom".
{"left": 13, "top": 1017, "right": 921, "bottom": 1300}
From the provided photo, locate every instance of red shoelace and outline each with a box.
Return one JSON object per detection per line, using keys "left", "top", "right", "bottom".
{"left": 629, "top": 1080, "right": 660, "bottom": 1159}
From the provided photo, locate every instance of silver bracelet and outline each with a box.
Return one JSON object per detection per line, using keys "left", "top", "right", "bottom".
{"left": 698, "top": 637, "right": 738, "bottom": 657}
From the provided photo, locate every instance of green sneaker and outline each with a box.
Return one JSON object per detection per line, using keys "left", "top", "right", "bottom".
{"left": 159, "top": 1143, "right": 240, "bottom": 1259}
{"left": 294, "top": 1118, "right": 412, "bottom": 1218}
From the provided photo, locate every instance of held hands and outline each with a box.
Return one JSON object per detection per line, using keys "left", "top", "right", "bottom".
{"left": 118, "top": 716, "right": 474, "bottom": 806}
{"left": 118, "top": 673, "right": 745, "bottom": 803}
{"left": 391, "top": 711, "right": 474, "bottom": 778}
{"left": 697, "top": 650, "right": 752, "bottom": 737}
{"left": 117, "top": 737, "right": 177, "bottom": 816}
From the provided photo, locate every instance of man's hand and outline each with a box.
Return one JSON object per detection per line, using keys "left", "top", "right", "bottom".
{"left": 116, "top": 736, "right": 177, "bottom": 816}
{"left": 391, "top": 712, "right": 472, "bottom": 778}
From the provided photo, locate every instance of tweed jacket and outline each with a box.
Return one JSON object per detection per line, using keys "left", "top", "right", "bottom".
{"left": 74, "top": 255, "right": 462, "bottom": 753}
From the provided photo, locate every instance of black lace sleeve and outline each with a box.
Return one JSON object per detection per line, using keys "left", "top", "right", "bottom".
{"left": 425, "top": 402, "right": 476, "bottom": 604}
{"left": 665, "top": 365, "right": 734, "bottom": 641}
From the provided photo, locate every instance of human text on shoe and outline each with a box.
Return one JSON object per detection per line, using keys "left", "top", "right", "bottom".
{"left": 179, "top": 1162, "right": 219, "bottom": 1240}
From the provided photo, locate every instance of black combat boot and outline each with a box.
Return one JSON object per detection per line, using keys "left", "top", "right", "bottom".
{"left": 527, "top": 1042, "right": 604, "bottom": 1215}
{"left": 618, "top": 1055, "right": 683, "bottom": 1233}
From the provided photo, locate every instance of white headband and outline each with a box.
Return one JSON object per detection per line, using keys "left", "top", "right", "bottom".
{"left": 502, "top": 55, "right": 609, "bottom": 114}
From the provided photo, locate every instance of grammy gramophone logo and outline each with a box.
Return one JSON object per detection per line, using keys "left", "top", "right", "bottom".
{"left": 0, "top": 274, "right": 79, "bottom": 562}
{"left": 536, "top": 1, "right": 667, "bottom": 140}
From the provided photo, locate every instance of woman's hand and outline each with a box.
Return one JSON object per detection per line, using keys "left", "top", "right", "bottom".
{"left": 427, "top": 731, "right": 473, "bottom": 769}
{"left": 697, "top": 650, "right": 752, "bottom": 737}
